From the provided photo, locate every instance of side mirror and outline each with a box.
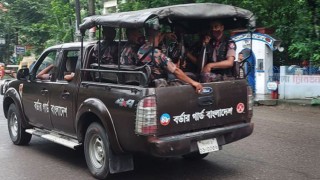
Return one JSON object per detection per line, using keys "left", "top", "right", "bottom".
{"left": 17, "top": 68, "right": 30, "bottom": 80}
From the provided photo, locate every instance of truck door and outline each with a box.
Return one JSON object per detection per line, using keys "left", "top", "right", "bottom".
{"left": 49, "top": 49, "right": 79, "bottom": 135}
{"left": 22, "top": 50, "right": 59, "bottom": 129}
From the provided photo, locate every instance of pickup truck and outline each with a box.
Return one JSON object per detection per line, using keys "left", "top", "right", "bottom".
{"left": 2, "top": 3, "right": 255, "bottom": 179}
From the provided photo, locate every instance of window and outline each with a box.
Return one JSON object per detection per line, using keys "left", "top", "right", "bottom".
{"left": 35, "top": 51, "right": 57, "bottom": 81}
{"left": 58, "top": 50, "right": 80, "bottom": 81}
{"left": 257, "top": 59, "right": 264, "bottom": 71}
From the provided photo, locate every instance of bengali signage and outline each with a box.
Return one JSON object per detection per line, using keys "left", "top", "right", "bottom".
{"left": 15, "top": 45, "right": 26, "bottom": 55}
{"left": 232, "top": 33, "right": 276, "bottom": 50}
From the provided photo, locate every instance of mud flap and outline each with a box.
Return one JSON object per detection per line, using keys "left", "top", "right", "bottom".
{"left": 109, "top": 150, "right": 134, "bottom": 174}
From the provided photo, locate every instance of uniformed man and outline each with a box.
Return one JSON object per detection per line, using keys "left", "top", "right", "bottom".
{"left": 137, "top": 28, "right": 203, "bottom": 93}
{"left": 120, "top": 28, "right": 145, "bottom": 65}
{"left": 93, "top": 27, "right": 118, "bottom": 64}
{"left": 201, "top": 21, "right": 236, "bottom": 82}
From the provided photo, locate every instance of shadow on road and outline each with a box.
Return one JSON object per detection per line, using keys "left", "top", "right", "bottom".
{"left": 25, "top": 137, "right": 239, "bottom": 180}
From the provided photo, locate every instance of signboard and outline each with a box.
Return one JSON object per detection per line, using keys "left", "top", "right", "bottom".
{"left": 15, "top": 45, "right": 26, "bottom": 55}
{"left": 232, "top": 33, "right": 276, "bottom": 50}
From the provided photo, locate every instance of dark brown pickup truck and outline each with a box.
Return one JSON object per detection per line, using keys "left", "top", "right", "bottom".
{"left": 2, "top": 3, "right": 255, "bottom": 179}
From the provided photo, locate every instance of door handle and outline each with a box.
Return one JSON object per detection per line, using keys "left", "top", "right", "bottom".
{"left": 198, "top": 96, "right": 213, "bottom": 106}
{"left": 61, "top": 90, "right": 70, "bottom": 99}
{"left": 41, "top": 89, "right": 48, "bottom": 96}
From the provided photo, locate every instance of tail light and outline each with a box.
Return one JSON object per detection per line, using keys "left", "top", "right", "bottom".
{"left": 247, "top": 86, "right": 253, "bottom": 119}
{"left": 135, "top": 96, "right": 157, "bottom": 135}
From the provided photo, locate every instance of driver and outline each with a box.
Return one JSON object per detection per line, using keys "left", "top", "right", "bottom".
{"left": 36, "top": 64, "right": 54, "bottom": 80}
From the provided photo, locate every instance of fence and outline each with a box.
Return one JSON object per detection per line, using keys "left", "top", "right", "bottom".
{"left": 278, "top": 66, "right": 320, "bottom": 99}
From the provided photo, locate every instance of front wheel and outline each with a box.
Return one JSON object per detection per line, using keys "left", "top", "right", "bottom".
{"left": 84, "top": 122, "right": 110, "bottom": 180}
{"left": 7, "top": 103, "right": 32, "bottom": 145}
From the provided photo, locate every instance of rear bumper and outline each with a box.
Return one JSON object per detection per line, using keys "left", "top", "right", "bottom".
{"left": 147, "top": 122, "right": 254, "bottom": 157}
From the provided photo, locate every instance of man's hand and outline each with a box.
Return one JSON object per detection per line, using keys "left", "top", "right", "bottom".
{"left": 202, "top": 63, "right": 213, "bottom": 73}
{"left": 192, "top": 82, "right": 203, "bottom": 94}
{"left": 202, "top": 35, "right": 211, "bottom": 46}
{"left": 173, "top": 67, "right": 203, "bottom": 94}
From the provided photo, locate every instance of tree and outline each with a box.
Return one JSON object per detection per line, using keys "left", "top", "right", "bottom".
{"left": 289, "top": 0, "right": 320, "bottom": 65}
{"left": 0, "top": 0, "right": 76, "bottom": 56}
{"left": 0, "top": 0, "right": 318, "bottom": 66}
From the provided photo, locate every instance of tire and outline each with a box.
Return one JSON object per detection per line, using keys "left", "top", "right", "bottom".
{"left": 7, "top": 104, "right": 32, "bottom": 145}
{"left": 84, "top": 122, "right": 110, "bottom": 180}
{"left": 182, "top": 152, "right": 209, "bottom": 161}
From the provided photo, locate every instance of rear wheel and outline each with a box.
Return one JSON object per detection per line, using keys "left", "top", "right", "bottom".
{"left": 7, "top": 103, "right": 32, "bottom": 145}
{"left": 182, "top": 152, "right": 209, "bottom": 161}
{"left": 84, "top": 122, "right": 110, "bottom": 179}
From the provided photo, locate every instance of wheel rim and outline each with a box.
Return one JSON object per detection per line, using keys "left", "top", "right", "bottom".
{"left": 89, "top": 134, "right": 105, "bottom": 169}
{"left": 9, "top": 112, "right": 18, "bottom": 139}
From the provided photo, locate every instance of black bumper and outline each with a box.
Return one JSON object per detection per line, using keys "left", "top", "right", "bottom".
{"left": 147, "top": 123, "right": 254, "bottom": 157}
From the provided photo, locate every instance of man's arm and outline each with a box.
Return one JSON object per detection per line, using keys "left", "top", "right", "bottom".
{"left": 173, "top": 67, "right": 203, "bottom": 93}
{"left": 36, "top": 64, "right": 54, "bottom": 80}
{"left": 186, "top": 51, "right": 198, "bottom": 65}
{"left": 64, "top": 72, "right": 75, "bottom": 81}
{"left": 202, "top": 56, "right": 234, "bottom": 73}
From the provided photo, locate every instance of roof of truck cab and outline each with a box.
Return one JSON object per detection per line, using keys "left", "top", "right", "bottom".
{"left": 46, "top": 42, "right": 94, "bottom": 50}
{"left": 80, "top": 3, "right": 255, "bottom": 31}
{"left": 50, "top": 42, "right": 95, "bottom": 49}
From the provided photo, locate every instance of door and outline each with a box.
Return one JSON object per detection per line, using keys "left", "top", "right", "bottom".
{"left": 22, "top": 50, "right": 59, "bottom": 129}
{"left": 49, "top": 49, "right": 79, "bottom": 135}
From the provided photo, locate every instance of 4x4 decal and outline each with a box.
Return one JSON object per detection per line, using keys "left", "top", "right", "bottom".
{"left": 115, "top": 98, "right": 135, "bottom": 108}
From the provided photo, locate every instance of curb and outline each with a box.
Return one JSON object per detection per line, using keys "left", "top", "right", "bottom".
{"left": 254, "top": 99, "right": 277, "bottom": 106}
{"left": 254, "top": 99, "right": 320, "bottom": 113}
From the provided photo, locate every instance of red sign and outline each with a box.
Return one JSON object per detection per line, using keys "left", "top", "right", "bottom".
{"left": 236, "top": 103, "right": 245, "bottom": 113}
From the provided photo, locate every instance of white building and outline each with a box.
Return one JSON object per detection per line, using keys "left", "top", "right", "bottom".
{"left": 232, "top": 30, "right": 282, "bottom": 95}
{"left": 102, "top": 0, "right": 118, "bottom": 14}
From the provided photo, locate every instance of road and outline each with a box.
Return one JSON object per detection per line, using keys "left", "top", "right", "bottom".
{"left": 0, "top": 96, "right": 319, "bottom": 180}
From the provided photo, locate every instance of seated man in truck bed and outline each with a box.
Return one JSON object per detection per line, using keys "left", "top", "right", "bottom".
{"left": 201, "top": 21, "right": 236, "bottom": 82}
{"left": 120, "top": 28, "right": 145, "bottom": 65}
{"left": 93, "top": 27, "right": 118, "bottom": 64}
{"left": 137, "top": 28, "right": 203, "bottom": 93}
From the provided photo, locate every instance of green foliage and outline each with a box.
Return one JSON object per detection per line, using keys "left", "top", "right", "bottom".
{"left": 117, "top": 0, "right": 320, "bottom": 65}
{"left": 0, "top": 0, "right": 318, "bottom": 65}
{"left": 0, "top": 0, "right": 75, "bottom": 56}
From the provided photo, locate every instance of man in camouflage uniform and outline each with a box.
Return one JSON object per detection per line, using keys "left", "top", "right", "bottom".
{"left": 202, "top": 21, "right": 236, "bottom": 82}
{"left": 137, "top": 28, "right": 203, "bottom": 93}
{"left": 120, "top": 28, "right": 145, "bottom": 65}
{"left": 93, "top": 27, "right": 118, "bottom": 64}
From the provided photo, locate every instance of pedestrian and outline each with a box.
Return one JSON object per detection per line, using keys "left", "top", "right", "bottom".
{"left": 236, "top": 51, "right": 245, "bottom": 78}
{"left": 301, "top": 59, "right": 309, "bottom": 75}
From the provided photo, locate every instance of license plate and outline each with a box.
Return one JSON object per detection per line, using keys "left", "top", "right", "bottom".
{"left": 197, "top": 138, "right": 219, "bottom": 154}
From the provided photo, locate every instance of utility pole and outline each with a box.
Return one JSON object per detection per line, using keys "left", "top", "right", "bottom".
{"left": 88, "top": 0, "right": 96, "bottom": 41}
{"left": 64, "top": 0, "right": 74, "bottom": 42}
{"left": 75, "top": 0, "right": 82, "bottom": 41}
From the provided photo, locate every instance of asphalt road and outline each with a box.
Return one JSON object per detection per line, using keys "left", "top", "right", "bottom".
{"left": 0, "top": 96, "right": 319, "bottom": 180}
